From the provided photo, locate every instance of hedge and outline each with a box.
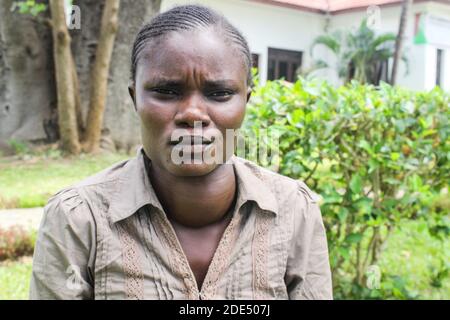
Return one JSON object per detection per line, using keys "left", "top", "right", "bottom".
{"left": 243, "top": 76, "right": 449, "bottom": 299}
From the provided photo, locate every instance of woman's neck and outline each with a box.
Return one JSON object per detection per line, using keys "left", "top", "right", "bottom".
{"left": 147, "top": 160, "right": 237, "bottom": 228}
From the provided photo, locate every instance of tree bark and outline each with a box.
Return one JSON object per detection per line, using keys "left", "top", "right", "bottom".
{"left": 0, "top": 9, "right": 7, "bottom": 137}
{"left": 0, "top": 0, "right": 161, "bottom": 153}
{"left": 0, "top": 0, "right": 56, "bottom": 143}
{"left": 391, "top": 0, "right": 413, "bottom": 85}
{"left": 71, "top": 53, "right": 84, "bottom": 140}
{"left": 83, "top": 0, "right": 120, "bottom": 153}
{"left": 49, "top": 0, "right": 80, "bottom": 154}
{"left": 71, "top": 0, "right": 161, "bottom": 153}
{"left": 70, "top": 0, "right": 103, "bottom": 143}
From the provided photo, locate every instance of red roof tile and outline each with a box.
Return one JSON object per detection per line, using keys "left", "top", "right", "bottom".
{"left": 250, "top": 0, "right": 408, "bottom": 13}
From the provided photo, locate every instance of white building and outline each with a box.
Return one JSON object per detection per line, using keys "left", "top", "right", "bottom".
{"left": 161, "top": 0, "right": 450, "bottom": 91}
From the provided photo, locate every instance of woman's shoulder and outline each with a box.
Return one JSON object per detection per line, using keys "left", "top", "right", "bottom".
{"left": 43, "top": 157, "right": 134, "bottom": 221}
{"left": 42, "top": 187, "right": 93, "bottom": 231}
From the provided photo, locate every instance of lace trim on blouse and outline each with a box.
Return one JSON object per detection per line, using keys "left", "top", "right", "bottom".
{"left": 117, "top": 219, "right": 144, "bottom": 300}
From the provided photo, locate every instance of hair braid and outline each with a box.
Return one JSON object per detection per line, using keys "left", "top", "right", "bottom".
{"left": 130, "top": 4, "right": 252, "bottom": 85}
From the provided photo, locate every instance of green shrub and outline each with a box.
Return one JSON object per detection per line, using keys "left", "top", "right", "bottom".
{"left": 7, "top": 139, "right": 30, "bottom": 155}
{"left": 243, "top": 77, "right": 449, "bottom": 299}
{"left": 0, "top": 226, "right": 36, "bottom": 261}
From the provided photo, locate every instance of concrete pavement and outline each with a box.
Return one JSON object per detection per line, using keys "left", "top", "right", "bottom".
{"left": 0, "top": 207, "right": 44, "bottom": 230}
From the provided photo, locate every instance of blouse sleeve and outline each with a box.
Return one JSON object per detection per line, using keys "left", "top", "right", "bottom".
{"left": 29, "top": 188, "right": 96, "bottom": 300}
{"left": 284, "top": 181, "right": 333, "bottom": 300}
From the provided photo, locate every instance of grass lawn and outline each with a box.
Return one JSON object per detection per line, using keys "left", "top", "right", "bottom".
{"left": 379, "top": 220, "right": 450, "bottom": 299}
{"left": 0, "top": 256, "right": 32, "bottom": 300}
{"left": 0, "top": 152, "right": 130, "bottom": 209}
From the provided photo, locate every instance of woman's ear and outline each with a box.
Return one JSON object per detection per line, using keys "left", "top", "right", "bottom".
{"left": 128, "top": 82, "right": 136, "bottom": 111}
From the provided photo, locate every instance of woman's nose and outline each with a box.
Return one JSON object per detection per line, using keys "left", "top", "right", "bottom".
{"left": 174, "top": 94, "right": 211, "bottom": 128}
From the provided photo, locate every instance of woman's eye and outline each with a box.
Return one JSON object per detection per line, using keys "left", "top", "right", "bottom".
{"left": 152, "top": 88, "right": 178, "bottom": 95}
{"left": 208, "top": 91, "right": 234, "bottom": 100}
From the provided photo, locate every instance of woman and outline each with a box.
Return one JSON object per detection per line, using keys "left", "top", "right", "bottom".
{"left": 30, "top": 4, "right": 332, "bottom": 300}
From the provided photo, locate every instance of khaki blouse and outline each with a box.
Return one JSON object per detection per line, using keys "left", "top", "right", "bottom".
{"left": 29, "top": 147, "right": 332, "bottom": 300}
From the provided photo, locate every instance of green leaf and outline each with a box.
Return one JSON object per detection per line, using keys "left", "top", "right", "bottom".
{"left": 345, "top": 233, "right": 363, "bottom": 244}
{"left": 368, "top": 158, "right": 379, "bottom": 174}
{"left": 287, "top": 109, "right": 304, "bottom": 126}
{"left": 311, "top": 34, "right": 341, "bottom": 55}
{"left": 409, "top": 174, "right": 423, "bottom": 190}
{"left": 338, "top": 247, "right": 350, "bottom": 260}
{"left": 338, "top": 207, "right": 349, "bottom": 222}
{"left": 350, "top": 174, "right": 363, "bottom": 194}
{"left": 390, "top": 152, "right": 400, "bottom": 161}
{"left": 358, "top": 140, "right": 373, "bottom": 154}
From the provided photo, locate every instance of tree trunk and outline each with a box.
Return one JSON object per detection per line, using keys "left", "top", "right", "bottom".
{"left": 0, "top": 0, "right": 56, "bottom": 143}
{"left": 0, "top": 10, "right": 7, "bottom": 138}
{"left": 391, "top": 0, "right": 413, "bottom": 85}
{"left": 72, "top": 0, "right": 161, "bottom": 153}
{"left": 71, "top": 53, "right": 84, "bottom": 140}
{"left": 49, "top": 0, "right": 80, "bottom": 154}
{"left": 70, "top": 0, "right": 103, "bottom": 142}
{"left": 83, "top": 0, "right": 120, "bottom": 153}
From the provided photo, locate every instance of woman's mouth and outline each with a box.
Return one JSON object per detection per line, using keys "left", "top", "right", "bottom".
{"left": 169, "top": 135, "right": 214, "bottom": 146}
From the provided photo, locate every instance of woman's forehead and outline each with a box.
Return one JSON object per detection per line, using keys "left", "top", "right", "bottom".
{"left": 136, "top": 28, "right": 247, "bottom": 82}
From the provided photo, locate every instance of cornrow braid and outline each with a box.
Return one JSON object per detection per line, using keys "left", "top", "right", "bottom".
{"left": 130, "top": 4, "right": 252, "bottom": 86}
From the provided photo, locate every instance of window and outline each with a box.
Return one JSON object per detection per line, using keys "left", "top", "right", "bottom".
{"left": 267, "top": 48, "right": 302, "bottom": 82}
{"left": 251, "top": 53, "right": 259, "bottom": 70}
{"left": 436, "top": 49, "right": 443, "bottom": 86}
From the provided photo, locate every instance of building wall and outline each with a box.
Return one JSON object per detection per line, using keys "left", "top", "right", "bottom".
{"left": 161, "top": 0, "right": 327, "bottom": 83}
{"left": 161, "top": 0, "right": 450, "bottom": 91}
{"left": 425, "top": 2, "right": 450, "bottom": 91}
{"left": 330, "top": 1, "right": 450, "bottom": 91}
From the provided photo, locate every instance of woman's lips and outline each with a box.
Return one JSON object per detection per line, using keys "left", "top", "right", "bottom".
{"left": 169, "top": 135, "right": 213, "bottom": 146}
{"left": 168, "top": 135, "right": 216, "bottom": 157}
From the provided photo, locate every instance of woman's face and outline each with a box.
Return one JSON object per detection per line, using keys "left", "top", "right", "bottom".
{"left": 130, "top": 27, "right": 251, "bottom": 177}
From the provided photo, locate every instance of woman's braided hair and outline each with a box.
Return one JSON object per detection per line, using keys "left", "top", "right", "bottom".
{"left": 130, "top": 4, "right": 252, "bottom": 85}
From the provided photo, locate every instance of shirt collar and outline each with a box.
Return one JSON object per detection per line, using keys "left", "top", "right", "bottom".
{"left": 108, "top": 147, "right": 278, "bottom": 224}
{"left": 230, "top": 155, "right": 278, "bottom": 215}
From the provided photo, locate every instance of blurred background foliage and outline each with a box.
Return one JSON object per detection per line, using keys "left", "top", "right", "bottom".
{"left": 242, "top": 74, "right": 449, "bottom": 299}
